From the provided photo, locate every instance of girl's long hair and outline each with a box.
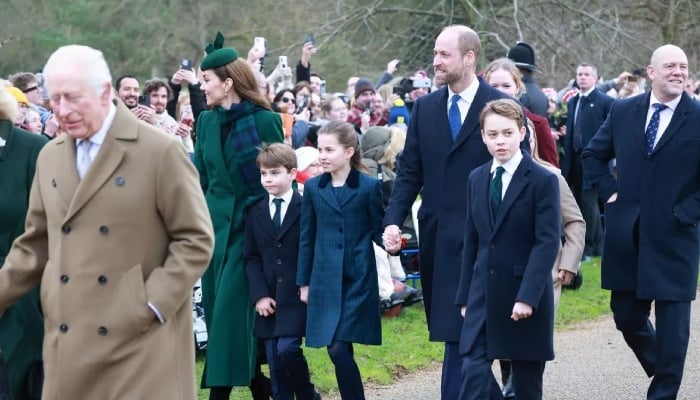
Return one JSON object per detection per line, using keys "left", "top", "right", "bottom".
{"left": 318, "top": 121, "right": 367, "bottom": 173}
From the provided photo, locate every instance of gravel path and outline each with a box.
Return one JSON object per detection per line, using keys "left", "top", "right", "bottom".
{"left": 329, "top": 298, "right": 700, "bottom": 399}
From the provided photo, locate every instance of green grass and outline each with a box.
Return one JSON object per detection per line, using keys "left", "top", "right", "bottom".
{"left": 195, "top": 259, "right": 612, "bottom": 399}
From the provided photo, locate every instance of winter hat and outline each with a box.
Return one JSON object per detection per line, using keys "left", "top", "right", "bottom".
{"left": 6, "top": 86, "right": 29, "bottom": 106}
{"left": 388, "top": 98, "right": 410, "bottom": 126}
{"left": 201, "top": 31, "right": 239, "bottom": 70}
{"left": 507, "top": 42, "right": 536, "bottom": 72}
{"left": 354, "top": 78, "right": 375, "bottom": 100}
{"left": 361, "top": 126, "right": 391, "bottom": 162}
{"left": 294, "top": 146, "right": 320, "bottom": 172}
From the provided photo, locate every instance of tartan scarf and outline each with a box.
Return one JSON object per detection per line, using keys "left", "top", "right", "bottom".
{"left": 217, "top": 100, "right": 264, "bottom": 191}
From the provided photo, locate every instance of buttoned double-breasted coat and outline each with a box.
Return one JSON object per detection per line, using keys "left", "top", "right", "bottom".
{"left": 0, "top": 101, "right": 214, "bottom": 400}
{"left": 297, "top": 169, "right": 384, "bottom": 347}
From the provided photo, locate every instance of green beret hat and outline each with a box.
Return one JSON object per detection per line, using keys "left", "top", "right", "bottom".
{"left": 201, "top": 31, "right": 239, "bottom": 70}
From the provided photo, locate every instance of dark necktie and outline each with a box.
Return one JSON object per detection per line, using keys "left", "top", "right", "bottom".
{"left": 449, "top": 95, "right": 462, "bottom": 141}
{"left": 645, "top": 103, "right": 668, "bottom": 155}
{"left": 573, "top": 96, "right": 586, "bottom": 152}
{"left": 490, "top": 166, "right": 505, "bottom": 211}
{"left": 272, "top": 198, "right": 283, "bottom": 231}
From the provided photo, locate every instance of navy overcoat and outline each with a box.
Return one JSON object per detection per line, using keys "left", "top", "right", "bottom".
{"left": 582, "top": 92, "right": 700, "bottom": 301}
{"left": 297, "top": 169, "right": 384, "bottom": 347}
{"left": 455, "top": 154, "right": 560, "bottom": 361}
{"left": 384, "top": 79, "right": 524, "bottom": 342}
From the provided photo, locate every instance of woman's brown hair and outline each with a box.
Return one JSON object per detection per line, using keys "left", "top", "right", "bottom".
{"left": 212, "top": 58, "right": 271, "bottom": 110}
{"left": 317, "top": 121, "right": 367, "bottom": 173}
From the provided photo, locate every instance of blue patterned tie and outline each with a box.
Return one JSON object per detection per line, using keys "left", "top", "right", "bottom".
{"left": 490, "top": 166, "right": 505, "bottom": 211}
{"left": 272, "top": 198, "right": 283, "bottom": 231}
{"left": 645, "top": 103, "right": 668, "bottom": 155}
{"left": 449, "top": 95, "right": 462, "bottom": 141}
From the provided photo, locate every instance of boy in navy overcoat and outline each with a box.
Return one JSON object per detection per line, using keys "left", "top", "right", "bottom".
{"left": 244, "top": 143, "right": 318, "bottom": 400}
{"left": 455, "top": 99, "right": 561, "bottom": 400}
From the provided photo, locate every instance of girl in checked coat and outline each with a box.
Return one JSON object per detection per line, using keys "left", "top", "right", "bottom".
{"left": 297, "top": 121, "right": 385, "bottom": 400}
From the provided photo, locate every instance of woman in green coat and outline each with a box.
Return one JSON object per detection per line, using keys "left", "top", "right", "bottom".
{"left": 0, "top": 85, "right": 46, "bottom": 399}
{"left": 194, "top": 33, "right": 284, "bottom": 400}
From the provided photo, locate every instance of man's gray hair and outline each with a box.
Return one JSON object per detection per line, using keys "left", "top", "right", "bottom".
{"left": 43, "top": 45, "right": 113, "bottom": 97}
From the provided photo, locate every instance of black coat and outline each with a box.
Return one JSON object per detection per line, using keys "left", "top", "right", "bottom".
{"left": 244, "top": 192, "right": 307, "bottom": 338}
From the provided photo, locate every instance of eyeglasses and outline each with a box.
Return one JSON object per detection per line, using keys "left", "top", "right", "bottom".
{"left": 281, "top": 97, "right": 295, "bottom": 104}
{"left": 23, "top": 86, "right": 40, "bottom": 94}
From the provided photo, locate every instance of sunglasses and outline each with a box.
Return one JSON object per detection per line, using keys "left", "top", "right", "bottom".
{"left": 281, "top": 97, "right": 295, "bottom": 104}
{"left": 23, "top": 86, "right": 40, "bottom": 94}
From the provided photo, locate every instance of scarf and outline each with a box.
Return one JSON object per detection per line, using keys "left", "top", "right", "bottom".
{"left": 216, "top": 100, "right": 264, "bottom": 191}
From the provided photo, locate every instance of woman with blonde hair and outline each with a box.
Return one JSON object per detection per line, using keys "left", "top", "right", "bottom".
{"left": 193, "top": 31, "right": 284, "bottom": 400}
{"left": 483, "top": 58, "right": 560, "bottom": 167}
{"left": 0, "top": 84, "right": 47, "bottom": 399}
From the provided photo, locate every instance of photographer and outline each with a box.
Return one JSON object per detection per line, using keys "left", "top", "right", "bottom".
{"left": 347, "top": 78, "right": 388, "bottom": 130}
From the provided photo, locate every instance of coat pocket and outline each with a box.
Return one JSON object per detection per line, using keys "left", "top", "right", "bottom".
{"left": 122, "top": 264, "right": 155, "bottom": 335}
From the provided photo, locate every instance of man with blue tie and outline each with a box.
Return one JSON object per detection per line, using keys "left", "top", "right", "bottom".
{"left": 583, "top": 44, "right": 700, "bottom": 399}
{"left": 382, "top": 25, "right": 516, "bottom": 400}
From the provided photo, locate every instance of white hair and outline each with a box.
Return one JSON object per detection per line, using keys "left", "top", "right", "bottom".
{"left": 43, "top": 45, "right": 113, "bottom": 97}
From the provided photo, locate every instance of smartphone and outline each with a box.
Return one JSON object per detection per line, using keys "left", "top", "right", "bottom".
{"left": 180, "top": 58, "right": 193, "bottom": 71}
{"left": 411, "top": 77, "right": 432, "bottom": 88}
{"left": 138, "top": 95, "right": 150, "bottom": 107}
{"left": 364, "top": 100, "right": 372, "bottom": 113}
{"left": 304, "top": 33, "right": 315, "bottom": 46}
{"left": 254, "top": 37, "right": 266, "bottom": 51}
{"left": 279, "top": 56, "right": 288, "bottom": 69}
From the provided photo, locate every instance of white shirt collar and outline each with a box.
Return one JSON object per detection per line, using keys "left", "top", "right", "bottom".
{"left": 448, "top": 77, "right": 480, "bottom": 105}
{"left": 490, "top": 149, "right": 523, "bottom": 175}
{"left": 76, "top": 102, "right": 117, "bottom": 147}
{"left": 579, "top": 87, "right": 595, "bottom": 97}
{"left": 269, "top": 188, "right": 294, "bottom": 206}
{"left": 649, "top": 92, "right": 681, "bottom": 112}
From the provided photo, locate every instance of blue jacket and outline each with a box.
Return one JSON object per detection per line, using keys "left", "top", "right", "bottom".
{"left": 297, "top": 169, "right": 384, "bottom": 347}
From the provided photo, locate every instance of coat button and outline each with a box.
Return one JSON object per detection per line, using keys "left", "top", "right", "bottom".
{"left": 59, "top": 324, "right": 68, "bottom": 333}
{"left": 276, "top": 259, "right": 282, "bottom": 265}
{"left": 99, "top": 225, "right": 109, "bottom": 235}
{"left": 276, "top": 242, "right": 282, "bottom": 248}
{"left": 98, "top": 275, "right": 108, "bottom": 285}
{"left": 277, "top": 277, "right": 283, "bottom": 284}
{"left": 61, "top": 225, "right": 71, "bottom": 234}
{"left": 338, "top": 227, "right": 343, "bottom": 233}
{"left": 97, "top": 326, "right": 108, "bottom": 335}
{"left": 60, "top": 275, "right": 69, "bottom": 284}
{"left": 489, "top": 268, "right": 495, "bottom": 274}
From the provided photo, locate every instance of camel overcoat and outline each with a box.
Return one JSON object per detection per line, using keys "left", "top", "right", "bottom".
{"left": 0, "top": 101, "right": 214, "bottom": 400}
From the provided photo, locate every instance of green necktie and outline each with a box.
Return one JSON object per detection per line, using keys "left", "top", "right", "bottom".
{"left": 490, "top": 166, "right": 505, "bottom": 210}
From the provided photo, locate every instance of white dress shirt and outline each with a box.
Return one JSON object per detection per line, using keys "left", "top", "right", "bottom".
{"left": 490, "top": 150, "right": 524, "bottom": 200}
{"left": 646, "top": 93, "right": 682, "bottom": 148}
{"left": 269, "top": 189, "right": 294, "bottom": 223}
{"left": 447, "top": 78, "right": 480, "bottom": 124}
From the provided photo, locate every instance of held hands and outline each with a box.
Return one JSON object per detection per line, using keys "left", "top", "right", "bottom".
{"left": 299, "top": 286, "right": 309, "bottom": 304}
{"left": 511, "top": 302, "right": 533, "bottom": 321}
{"left": 382, "top": 225, "right": 403, "bottom": 253}
{"left": 558, "top": 269, "right": 575, "bottom": 285}
{"left": 255, "top": 297, "right": 276, "bottom": 317}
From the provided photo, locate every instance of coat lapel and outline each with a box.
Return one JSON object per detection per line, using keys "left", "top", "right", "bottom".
{"left": 278, "top": 192, "right": 301, "bottom": 238}
{"left": 431, "top": 87, "right": 454, "bottom": 145}
{"left": 474, "top": 166, "right": 494, "bottom": 231}
{"left": 206, "top": 109, "right": 236, "bottom": 189}
{"left": 52, "top": 134, "right": 80, "bottom": 210}
{"left": 635, "top": 93, "right": 652, "bottom": 156}
{"left": 492, "top": 155, "right": 530, "bottom": 235}
{"left": 317, "top": 173, "right": 342, "bottom": 213}
{"left": 64, "top": 103, "right": 134, "bottom": 222}
{"left": 451, "top": 78, "right": 489, "bottom": 154}
{"left": 653, "top": 93, "right": 691, "bottom": 154}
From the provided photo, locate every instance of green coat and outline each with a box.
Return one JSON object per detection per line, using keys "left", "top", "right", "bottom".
{"left": 194, "top": 106, "right": 283, "bottom": 387}
{"left": 0, "top": 120, "right": 46, "bottom": 398}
